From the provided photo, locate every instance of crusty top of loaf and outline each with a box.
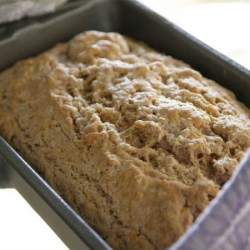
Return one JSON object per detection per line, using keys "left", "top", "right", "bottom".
{"left": 0, "top": 31, "right": 250, "bottom": 249}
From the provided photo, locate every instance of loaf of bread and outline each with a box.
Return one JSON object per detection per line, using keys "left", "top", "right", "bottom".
{"left": 0, "top": 31, "right": 250, "bottom": 249}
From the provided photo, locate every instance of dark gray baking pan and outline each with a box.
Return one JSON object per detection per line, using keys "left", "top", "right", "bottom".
{"left": 0, "top": 0, "right": 250, "bottom": 249}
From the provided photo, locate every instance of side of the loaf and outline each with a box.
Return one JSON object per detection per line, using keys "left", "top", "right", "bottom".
{"left": 0, "top": 31, "right": 250, "bottom": 250}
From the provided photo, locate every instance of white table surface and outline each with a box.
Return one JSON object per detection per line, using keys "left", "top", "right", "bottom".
{"left": 1, "top": 0, "right": 250, "bottom": 249}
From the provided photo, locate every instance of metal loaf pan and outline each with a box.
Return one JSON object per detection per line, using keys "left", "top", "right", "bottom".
{"left": 0, "top": 0, "right": 250, "bottom": 249}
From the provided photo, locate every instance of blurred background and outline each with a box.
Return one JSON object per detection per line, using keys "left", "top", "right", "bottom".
{"left": 1, "top": 0, "right": 250, "bottom": 249}
{"left": 139, "top": 0, "right": 250, "bottom": 69}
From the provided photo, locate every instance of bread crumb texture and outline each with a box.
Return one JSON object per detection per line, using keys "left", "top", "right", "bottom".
{"left": 1, "top": 31, "right": 250, "bottom": 249}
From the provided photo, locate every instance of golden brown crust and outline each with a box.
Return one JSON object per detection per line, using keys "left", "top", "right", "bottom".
{"left": 0, "top": 31, "right": 250, "bottom": 249}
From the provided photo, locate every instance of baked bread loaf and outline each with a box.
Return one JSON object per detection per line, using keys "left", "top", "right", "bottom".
{"left": 0, "top": 31, "right": 250, "bottom": 250}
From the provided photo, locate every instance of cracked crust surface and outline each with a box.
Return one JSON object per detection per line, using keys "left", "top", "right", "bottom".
{"left": 0, "top": 31, "right": 250, "bottom": 249}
